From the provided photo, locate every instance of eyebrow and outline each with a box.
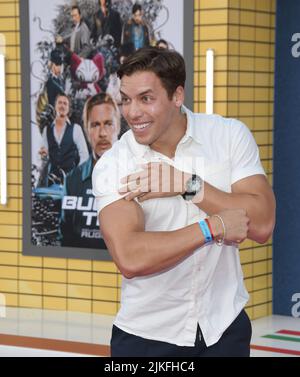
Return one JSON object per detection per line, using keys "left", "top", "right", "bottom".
{"left": 120, "top": 89, "right": 154, "bottom": 98}
{"left": 90, "top": 119, "right": 113, "bottom": 125}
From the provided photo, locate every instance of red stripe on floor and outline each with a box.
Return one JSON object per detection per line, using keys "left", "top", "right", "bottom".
{"left": 0, "top": 334, "right": 110, "bottom": 356}
{"left": 251, "top": 344, "right": 300, "bottom": 356}
{"left": 277, "top": 329, "right": 300, "bottom": 337}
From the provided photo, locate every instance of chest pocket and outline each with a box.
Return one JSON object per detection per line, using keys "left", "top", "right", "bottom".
{"left": 204, "top": 160, "right": 232, "bottom": 193}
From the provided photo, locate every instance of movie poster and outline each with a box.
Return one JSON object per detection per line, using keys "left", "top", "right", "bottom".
{"left": 22, "top": 0, "right": 187, "bottom": 260}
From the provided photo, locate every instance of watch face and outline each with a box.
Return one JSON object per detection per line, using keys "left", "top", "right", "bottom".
{"left": 187, "top": 175, "right": 202, "bottom": 194}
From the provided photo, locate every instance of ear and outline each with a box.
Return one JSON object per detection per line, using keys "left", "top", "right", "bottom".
{"left": 173, "top": 86, "right": 185, "bottom": 108}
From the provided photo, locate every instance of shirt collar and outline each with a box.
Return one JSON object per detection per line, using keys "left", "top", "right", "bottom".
{"left": 51, "top": 119, "right": 71, "bottom": 128}
{"left": 129, "top": 105, "right": 202, "bottom": 159}
{"left": 181, "top": 105, "right": 202, "bottom": 145}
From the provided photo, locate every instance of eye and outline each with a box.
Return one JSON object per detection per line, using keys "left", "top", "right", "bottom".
{"left": 121, "top": 97, "right": 130, "bottom": 105}
{"left": 142, "top": 95, "right": 153, "bottom": 103}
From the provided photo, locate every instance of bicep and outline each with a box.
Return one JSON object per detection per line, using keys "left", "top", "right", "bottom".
{"left": 232, "top": 174, "right": 275, "bottom": 204}
{"left": 99, "top": 198, "right": 145, "bottom": 267}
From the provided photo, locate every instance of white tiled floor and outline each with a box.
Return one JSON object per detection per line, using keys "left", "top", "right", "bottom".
{"left": 0, "top": 345, "right": 92, "bottom": 357}
{"left": 0, "top": 308, "right": 299, "bottom": 357}
{"left": 0, "top": 307, "right": 114, "bottom": 345}
{"left": 250, "top": 315, "right": 300, "bottom": 357}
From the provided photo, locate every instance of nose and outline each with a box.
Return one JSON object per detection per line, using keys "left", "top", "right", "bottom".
{"left": 98, "top": 125, "right": 108, "bottom": 138}
{"left": 127, "top": 100, "right": 143, "bottom": 120}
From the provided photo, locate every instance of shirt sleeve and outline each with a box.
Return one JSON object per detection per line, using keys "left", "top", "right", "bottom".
{"left": 230, "top": 119, "right": 266, "bottom": 185}
{"left": 73, "top": 124, "right": 89, "bottom": 165}
{"left": 92, "top": 153, "right": 127, "bottom": 214}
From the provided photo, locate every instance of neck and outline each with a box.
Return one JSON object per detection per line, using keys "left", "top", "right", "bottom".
{"left": 150, "top": 111, "right": 187, "bottom": 159}
{"left": 102, "top": 6, "right": 107, "bottom": 15}
{"left": 55, "top": 117, "right": 67, "bottom": 127}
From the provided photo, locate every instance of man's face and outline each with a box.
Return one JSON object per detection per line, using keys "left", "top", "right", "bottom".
{"left": 87, "top": 103, "right": 119, "bottom": 158}
{"left": 71, "top": 9, "right": 81, "bottom": 25}
{"left": 55, "top": 96, "right": 70, "bottom": 118}
{"left": 120, "top": 71, "right": 178, "bottom": 148}
{"left": 51, "top": 63, "right": 62, "bottom": 76}
{"left": 132, "top": 10, "right": 143, "bottom": 24}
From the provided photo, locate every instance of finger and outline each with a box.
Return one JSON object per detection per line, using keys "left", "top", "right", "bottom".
{"left": 120, "top": 170, "right": 146, "bottom": 184}
{"left": 137, "top": 192, "right": 152, "bottom": 202}
{"left": 124, "top": 189, "right": 142, "bottom": 201}
{"left": 119, "top": 178, "right": 150, "bottom": 194}
{"left": 118, "top": 184, "right": 130, "bottom": 194}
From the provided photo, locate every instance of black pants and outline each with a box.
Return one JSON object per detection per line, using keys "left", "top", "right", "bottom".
{"left": 110, "top": 310, "right": 252, "bottom": 357}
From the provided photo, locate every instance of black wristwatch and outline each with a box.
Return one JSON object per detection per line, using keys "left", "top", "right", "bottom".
{"left": 181, "top": 174, "right": 203, "bottom": 201}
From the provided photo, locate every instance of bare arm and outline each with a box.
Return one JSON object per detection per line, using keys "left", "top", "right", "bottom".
{"left": 100, "top": 198, "right": 205, "bottom": 279}
{"left": 99, "top": 198, "right": 249, "bottom": 279}
{"left": 119, "top": 163, "right": 276, "bottom": 245}
{"left": 193, "top": 174, "right": 276, "bottom": 244}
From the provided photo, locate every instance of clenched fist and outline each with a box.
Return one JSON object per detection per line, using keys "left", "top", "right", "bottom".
{"left": 209, "top": 209, "right": 249, "bottom": 244}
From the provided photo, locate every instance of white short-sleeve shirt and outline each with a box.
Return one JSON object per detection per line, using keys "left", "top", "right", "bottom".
{"left": 92, "top": 106, "right": 265, "bottom": 347}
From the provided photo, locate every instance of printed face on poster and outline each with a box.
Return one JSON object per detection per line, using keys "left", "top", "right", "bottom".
{"left": 21, "top": 0, "right": 193, "bottom": 260}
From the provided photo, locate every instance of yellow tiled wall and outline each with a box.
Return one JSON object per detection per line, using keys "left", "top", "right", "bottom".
{"left": 0, "top": 0, "right": 275, "bottom": 320}
{"left": 0, "top": 0, "right": 121, "bottom": 315}
{"left": 194, "top": 0, "right": 275, "bottom": 319}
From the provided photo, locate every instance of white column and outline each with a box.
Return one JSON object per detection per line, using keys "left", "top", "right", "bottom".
{"left": 206, "top": 49, "right": 214, "bottom": 115}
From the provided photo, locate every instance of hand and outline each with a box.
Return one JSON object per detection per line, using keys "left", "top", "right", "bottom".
{"left": 209, "top": 209, "right": 250, "bottom": 244}
{"left": 119, "top": 162, "right": 191, "bottom": 202}
{"left": 55, "top": 35, "right": 63, "bottom": 44}
{"left": 39, "top": 147, "right": 48, "bottom": 158}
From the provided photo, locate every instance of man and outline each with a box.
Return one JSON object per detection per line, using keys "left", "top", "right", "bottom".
{"left": 45, "top": 49, "right": 65, "bottom": 107}
{"left": 69, "top": 6, "right": 91, "bottom": 58}
{"left": 36, "top": 49, "right": 65, "bottom": 133}
{"left": 92, "top": 0, "right": 122, "bottom": 49}
{"left": 61, "top": 93, "right": 120, "bottom": 248}
{"left": 92, "top": 48, "right": 276, "bottom": 357}
{"left": 40, "top": 94, "right": 89, "bottom": 185}
{"left": 122, "top": 3, "right": 150, "bottom": 51}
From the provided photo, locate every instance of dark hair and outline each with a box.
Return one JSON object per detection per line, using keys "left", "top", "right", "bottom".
{"left": 132, "top": 3, "right": 142, "bottom": 14}
{"left": 117, "top": 47, "right": 186, "bottom": 99}
{"left": 50, "top": 49, "right": 63, "bottom": 65}
{"left": 119, "top": 42, "right": 135, "bottom": 58}
{"left": 71, "top": 5, "right": 81, "bottom": 15}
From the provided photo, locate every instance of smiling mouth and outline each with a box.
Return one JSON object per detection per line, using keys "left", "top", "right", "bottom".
{"left": 131, "top": 122, "right": 152, "bottom": 132}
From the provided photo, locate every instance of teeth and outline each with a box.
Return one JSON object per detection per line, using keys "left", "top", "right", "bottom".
{"left": 132, "top": 123, "right": 150, "bottom": 130}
